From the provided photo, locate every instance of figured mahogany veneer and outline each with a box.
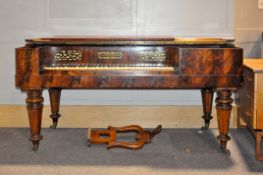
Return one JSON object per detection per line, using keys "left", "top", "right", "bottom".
{"left": 15, "top": 37, "right": 243, "bottom": 153}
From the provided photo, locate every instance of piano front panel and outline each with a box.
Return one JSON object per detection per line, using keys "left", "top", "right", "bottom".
{"left": 16, "top": 44, "right": 243, "bottom": 89}
{"left": 40, "top": 46, "right": 179, "bottom": 74}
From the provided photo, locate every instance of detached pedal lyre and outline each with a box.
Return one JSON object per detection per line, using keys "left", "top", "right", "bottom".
{"left": 87, "top": 125, "right": 162, "bottom": 149}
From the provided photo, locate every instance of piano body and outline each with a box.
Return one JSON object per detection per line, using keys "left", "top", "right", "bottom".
{"left": 15, "top": 37, "right": 243, "bottom": 152}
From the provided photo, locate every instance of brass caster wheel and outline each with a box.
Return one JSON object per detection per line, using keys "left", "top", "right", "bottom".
{"left": 32, "top": 143, "right": 39, "bottom": 152}
{"left": 87, "top": 141, "right": 92, "bottom": 147}
{"left": 220, "top": 145, "right": 231, "bottom": 156}
{"left": 222, "top": 149, "right": 231, "bottom": 156}
{"left": 201, "top": 121, "right": 210, "bottom": 131}
{"left": 49, "top": 123, "right": 57, "bottom": 129}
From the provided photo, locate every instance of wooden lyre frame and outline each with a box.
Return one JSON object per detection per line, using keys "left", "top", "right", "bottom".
{"left": 88, "top": 125, "right": 162, "bottom": 149}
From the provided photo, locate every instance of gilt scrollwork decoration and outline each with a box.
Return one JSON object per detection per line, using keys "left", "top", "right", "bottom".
{"left": 55, "top": 50, "right": 82, "bottom": 61}
{"left": 139, "top": 51, "right": 166, "bottom": 62}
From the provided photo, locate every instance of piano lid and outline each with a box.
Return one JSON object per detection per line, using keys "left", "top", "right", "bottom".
{"left": 25, "top": 36, "right": 234, "bottom": 46}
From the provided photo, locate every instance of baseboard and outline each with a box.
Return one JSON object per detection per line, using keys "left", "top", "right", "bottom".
{"left": 0, "top": 105, "right": 237, "bottom": 128}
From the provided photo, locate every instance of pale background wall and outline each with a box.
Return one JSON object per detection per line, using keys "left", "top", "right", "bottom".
{"left": 0, "top": 0, "right": 233, "bottom": 105}
{"left": 234, "top": 0, "right": 263, "bottom": 58}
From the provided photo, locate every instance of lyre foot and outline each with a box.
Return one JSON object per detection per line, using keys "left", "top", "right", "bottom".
{"left": 88, "top": 125, "right": 162, "bottom": 149}
{"left": 148, "top": 125, "right": 162, "bottom": 141}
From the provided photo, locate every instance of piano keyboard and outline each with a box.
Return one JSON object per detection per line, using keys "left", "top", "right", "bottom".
{"left": 43, "top": 63, "right": 174, "bottom": 71}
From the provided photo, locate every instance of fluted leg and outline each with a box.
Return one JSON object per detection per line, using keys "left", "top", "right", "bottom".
{"left": 48, "top": 88, "right": 61, "bottom": 129}
{"left": 216, "top": 90, "right": 233, "bottom": 154}
{"left": 26, "top": 90, "right": 44, "bottom": 151}
{"left": 201, "top": 88, "right": 214, "bottom": 130}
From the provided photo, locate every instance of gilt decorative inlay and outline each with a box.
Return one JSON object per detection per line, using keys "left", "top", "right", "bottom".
{"left": 98, "top": 52, "right": 123, "bottom": 59}
{"left": 55, "top": 50, "right": 82, "bottom": 61}
{"left": 139, "top": 51, "right": 166, "bottom": 62}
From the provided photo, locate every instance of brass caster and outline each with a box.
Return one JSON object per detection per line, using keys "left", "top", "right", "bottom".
{"left": 49, "top": 123, "right": 57, "bottom": 129}
{"left": 222, "top": 149, "right": 231, "bottom": 156}
{"left": 220, "top": 145, "right": 231, "bottom": 156}
{"left": 201, "top": 125, "right": 208, "bottom": 131}
{"left": 199, "top": 123, "right": 209, "bottom": 134}
{"left": 201, "top": 120, "right": 210, "bottom": 131}
{"left": 32, "top": 143, "right": 39, "bottom": 152}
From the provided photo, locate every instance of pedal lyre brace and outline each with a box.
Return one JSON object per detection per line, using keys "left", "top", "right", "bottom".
{"left": 88, "top": 125, "right": 162, "bottom": 149}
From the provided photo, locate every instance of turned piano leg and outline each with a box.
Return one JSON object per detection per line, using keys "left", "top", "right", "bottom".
{"left": 48, "top": 88, "right": 61, "bottom": 129}
{"left": 26, "top": 90, "right": 44, "bottom": 151}
{"left": 201, "top": 88, "right": 214, "bottom": 130}
{"left": 216, "top": 90, "right": 233, "bottom": 155}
